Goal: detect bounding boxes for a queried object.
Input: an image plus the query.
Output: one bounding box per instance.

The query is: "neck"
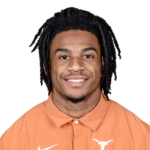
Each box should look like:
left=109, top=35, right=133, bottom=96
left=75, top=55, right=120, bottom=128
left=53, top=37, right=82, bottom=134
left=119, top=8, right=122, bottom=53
left=52, top=87, right=101, bottom=119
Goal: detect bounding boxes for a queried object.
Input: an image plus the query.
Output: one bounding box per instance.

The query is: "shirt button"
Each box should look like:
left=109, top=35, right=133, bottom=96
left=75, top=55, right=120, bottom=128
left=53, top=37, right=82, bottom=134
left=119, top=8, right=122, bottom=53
left=75, top=120, right=79, bottom=124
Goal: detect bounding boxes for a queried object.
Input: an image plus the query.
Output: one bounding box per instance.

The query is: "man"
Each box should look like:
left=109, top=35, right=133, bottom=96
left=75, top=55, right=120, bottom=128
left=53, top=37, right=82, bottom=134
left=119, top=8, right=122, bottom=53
left=0, top=7, right=150, bottom=150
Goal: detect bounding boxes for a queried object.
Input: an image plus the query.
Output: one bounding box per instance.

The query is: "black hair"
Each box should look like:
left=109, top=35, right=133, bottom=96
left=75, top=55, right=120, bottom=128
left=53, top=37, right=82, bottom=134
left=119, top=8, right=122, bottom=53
left=29, top=7, right=121, bottom=101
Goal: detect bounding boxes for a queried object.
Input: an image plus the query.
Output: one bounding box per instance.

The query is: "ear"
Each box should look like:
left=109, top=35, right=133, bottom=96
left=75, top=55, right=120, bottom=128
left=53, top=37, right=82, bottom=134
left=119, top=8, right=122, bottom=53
left=43, top=61, right=51, bottom=76
left=43, top=63, right=47, bottom=76
left=101, top=60, right=104, bottom=77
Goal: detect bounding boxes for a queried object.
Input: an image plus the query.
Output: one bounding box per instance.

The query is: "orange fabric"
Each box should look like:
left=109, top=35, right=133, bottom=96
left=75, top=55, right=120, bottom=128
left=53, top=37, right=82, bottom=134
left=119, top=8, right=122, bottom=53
left=0, top=92, right=150, bottom=150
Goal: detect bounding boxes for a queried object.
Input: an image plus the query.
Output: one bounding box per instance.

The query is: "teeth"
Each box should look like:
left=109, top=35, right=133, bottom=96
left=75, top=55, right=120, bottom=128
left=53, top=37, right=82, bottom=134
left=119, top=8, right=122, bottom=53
left=67, top=79, right=86, bottom=82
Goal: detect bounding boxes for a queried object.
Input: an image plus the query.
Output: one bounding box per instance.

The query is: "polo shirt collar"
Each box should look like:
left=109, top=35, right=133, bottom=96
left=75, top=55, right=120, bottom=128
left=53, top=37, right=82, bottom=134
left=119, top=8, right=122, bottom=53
left=44, top=91, right=109, bottom=132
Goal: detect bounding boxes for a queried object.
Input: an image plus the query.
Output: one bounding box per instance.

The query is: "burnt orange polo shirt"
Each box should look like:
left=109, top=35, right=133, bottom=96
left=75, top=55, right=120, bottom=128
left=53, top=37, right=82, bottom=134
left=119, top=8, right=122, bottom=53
left=0, top=91, right=150, bottom=150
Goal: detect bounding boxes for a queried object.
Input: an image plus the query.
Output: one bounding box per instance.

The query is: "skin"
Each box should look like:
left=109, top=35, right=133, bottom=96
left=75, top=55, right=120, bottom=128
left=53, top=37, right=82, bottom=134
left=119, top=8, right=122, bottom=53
left=43, top=30, right=104, bottom=119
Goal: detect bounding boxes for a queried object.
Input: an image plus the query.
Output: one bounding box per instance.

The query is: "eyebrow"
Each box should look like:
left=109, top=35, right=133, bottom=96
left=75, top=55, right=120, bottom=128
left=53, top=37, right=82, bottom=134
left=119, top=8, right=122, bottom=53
left=54, top=47, right=97, bottom=55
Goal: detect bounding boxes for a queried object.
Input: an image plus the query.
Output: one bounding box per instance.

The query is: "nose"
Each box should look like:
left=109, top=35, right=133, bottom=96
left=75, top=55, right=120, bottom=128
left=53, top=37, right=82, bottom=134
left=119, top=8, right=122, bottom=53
left=68, top=57, right=84, bottom=72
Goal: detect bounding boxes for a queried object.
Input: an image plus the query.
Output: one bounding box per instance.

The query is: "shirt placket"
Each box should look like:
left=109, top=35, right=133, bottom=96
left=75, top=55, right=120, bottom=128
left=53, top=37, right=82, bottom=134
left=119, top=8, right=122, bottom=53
left=72, top=119, right=82, bottom=150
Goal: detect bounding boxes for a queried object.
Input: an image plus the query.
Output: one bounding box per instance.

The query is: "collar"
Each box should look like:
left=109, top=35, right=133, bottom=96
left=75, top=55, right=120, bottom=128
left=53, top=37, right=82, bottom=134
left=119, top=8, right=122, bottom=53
left=44, top=91, right=110, bottom=132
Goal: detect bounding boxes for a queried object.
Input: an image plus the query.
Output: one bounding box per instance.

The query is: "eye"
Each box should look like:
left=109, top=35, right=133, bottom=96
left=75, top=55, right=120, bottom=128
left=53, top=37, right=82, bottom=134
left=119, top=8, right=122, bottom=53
left=84, top=55, right=93, bottom=58
left=60, top=55, right=93, bottom=58
left=60, top=55, right=67, bottom=58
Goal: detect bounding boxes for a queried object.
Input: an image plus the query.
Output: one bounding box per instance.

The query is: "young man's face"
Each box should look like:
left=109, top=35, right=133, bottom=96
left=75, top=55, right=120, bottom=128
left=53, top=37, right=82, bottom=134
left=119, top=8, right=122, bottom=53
left=48, top=30, right=104, bottom=103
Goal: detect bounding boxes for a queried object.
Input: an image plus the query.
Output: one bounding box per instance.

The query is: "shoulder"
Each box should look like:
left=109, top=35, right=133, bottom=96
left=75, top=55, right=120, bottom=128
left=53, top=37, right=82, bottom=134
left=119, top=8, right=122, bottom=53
left=109, top=99, right=150, bottom=133
left=0, top=101, right=45, bottom=149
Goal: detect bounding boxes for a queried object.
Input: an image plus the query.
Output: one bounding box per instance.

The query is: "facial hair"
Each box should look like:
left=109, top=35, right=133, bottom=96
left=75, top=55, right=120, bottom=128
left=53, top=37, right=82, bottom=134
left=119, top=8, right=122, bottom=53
left=66, top=94, right=86, bottom=103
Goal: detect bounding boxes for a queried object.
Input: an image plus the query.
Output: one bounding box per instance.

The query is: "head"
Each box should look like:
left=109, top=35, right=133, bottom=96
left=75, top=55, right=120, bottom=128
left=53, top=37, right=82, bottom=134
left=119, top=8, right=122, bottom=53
left=47, top=29, right=104, bottom=103
left=29, top=7, right=121, bottom=102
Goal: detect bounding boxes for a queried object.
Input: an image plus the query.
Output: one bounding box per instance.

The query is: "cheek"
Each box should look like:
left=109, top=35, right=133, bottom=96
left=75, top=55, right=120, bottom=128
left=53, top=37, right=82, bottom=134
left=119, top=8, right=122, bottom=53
left=94, top=65, right=102, bottom=82
left=50, top=62, right=58, bottom=82
left=52, top=64, right=66, bottom=82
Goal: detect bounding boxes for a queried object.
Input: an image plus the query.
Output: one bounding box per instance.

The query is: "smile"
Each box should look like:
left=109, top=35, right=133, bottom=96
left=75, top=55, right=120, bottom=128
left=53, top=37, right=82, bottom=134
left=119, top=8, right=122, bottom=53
left=64, top=79, right=88, bottom=87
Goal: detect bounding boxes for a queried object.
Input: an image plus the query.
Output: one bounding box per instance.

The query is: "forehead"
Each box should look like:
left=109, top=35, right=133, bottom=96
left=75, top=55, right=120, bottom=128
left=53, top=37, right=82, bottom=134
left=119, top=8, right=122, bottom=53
left=50, top=30, right=100, bottom=51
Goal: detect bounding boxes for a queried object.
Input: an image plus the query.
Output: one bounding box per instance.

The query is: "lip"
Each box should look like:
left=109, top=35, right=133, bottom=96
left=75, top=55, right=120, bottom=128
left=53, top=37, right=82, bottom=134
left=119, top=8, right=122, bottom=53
left=65, top=76, right=88, bottom=80
left=64, top=78, right=88, bottom=87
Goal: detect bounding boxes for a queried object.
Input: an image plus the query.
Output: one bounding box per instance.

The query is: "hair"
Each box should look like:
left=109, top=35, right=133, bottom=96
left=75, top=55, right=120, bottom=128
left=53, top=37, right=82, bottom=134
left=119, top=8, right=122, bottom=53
left=29, top=7, right=121, bottom=101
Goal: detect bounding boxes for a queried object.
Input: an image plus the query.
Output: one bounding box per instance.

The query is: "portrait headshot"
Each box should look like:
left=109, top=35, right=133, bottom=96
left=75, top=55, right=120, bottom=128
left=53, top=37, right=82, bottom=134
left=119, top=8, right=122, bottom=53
left=0, top=1, right=150, bottom=150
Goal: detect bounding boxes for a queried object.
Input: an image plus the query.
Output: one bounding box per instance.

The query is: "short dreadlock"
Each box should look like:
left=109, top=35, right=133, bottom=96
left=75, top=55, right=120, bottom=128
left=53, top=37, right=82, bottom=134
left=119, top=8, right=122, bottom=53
left=29, top=7, right=121, bottom=101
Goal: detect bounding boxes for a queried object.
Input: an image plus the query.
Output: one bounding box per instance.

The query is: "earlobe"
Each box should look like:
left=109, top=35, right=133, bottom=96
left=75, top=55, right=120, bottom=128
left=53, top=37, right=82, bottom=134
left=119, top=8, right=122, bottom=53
left=101, top=60, right=104, bottom=77
left=102, top=60, right=104, bottom=70
left=43, top=62, right=51, bottom=76
left=43, top=63, right=47, bottom=75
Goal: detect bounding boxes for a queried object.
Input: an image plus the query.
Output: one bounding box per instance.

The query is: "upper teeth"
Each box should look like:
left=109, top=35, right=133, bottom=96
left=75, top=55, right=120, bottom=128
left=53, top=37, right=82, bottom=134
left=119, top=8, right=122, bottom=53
left=67, top=79, right=85, bottom=82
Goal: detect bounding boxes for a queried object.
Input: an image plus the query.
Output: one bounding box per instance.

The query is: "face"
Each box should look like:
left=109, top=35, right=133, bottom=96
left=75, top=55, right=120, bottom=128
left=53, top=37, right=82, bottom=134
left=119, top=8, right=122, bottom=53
left=45, top=30, right=104, bottom=103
